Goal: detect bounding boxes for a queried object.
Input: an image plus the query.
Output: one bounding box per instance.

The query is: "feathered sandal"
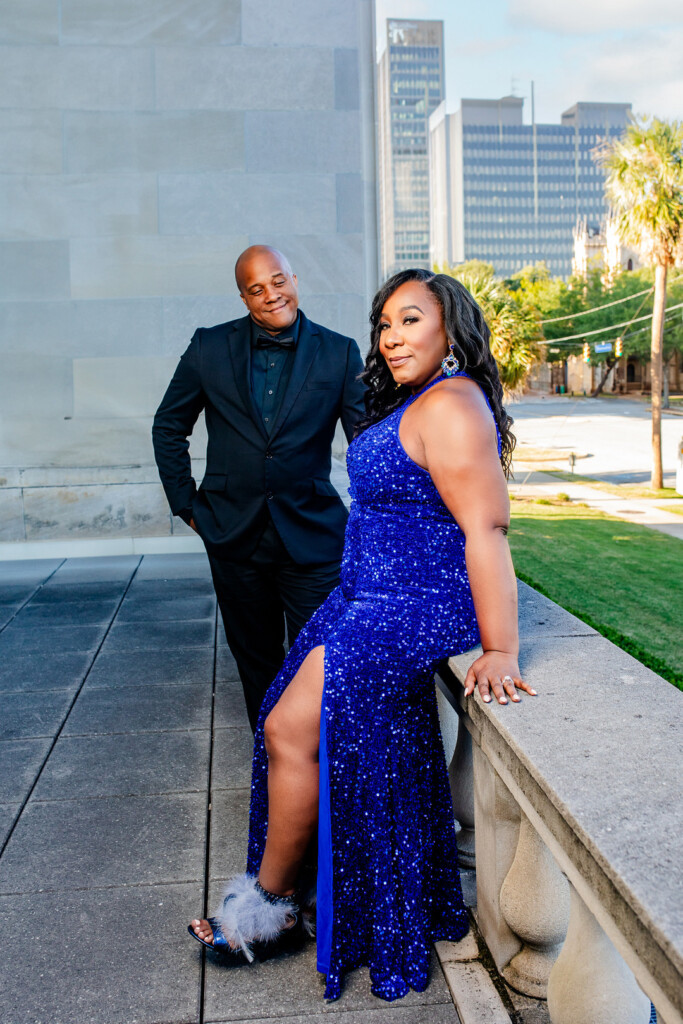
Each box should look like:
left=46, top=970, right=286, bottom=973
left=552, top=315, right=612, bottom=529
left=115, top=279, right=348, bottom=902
left=188, top=874, right=304, bottom=963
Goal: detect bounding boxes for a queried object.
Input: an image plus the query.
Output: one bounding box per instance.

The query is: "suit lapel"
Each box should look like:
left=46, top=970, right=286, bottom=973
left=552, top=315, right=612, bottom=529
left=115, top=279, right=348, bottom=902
left=268, top=311, right=320, bottom=442
left=226, top=315, right=269, bottom=441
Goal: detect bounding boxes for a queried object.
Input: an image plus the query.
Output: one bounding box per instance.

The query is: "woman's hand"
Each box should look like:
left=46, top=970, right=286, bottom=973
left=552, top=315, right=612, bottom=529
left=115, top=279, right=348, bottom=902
left=463, top=651, right=537, bottom=705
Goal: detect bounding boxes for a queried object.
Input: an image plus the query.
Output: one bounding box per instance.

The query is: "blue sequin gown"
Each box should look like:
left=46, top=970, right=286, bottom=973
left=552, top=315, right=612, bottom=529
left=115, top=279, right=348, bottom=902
left=247, top=373, right=493, bottom=1000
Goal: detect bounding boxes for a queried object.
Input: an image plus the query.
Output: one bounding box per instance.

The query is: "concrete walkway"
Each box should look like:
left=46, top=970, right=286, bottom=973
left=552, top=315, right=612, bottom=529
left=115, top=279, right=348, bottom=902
left=509, top=468, right=683, bottom=539
left=0, top=553, right=472, bottom=1024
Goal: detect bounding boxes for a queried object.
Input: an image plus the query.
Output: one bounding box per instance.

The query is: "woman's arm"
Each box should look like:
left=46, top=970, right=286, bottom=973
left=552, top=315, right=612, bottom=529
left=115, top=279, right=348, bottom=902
left=411, top=379, right=536, bottom=704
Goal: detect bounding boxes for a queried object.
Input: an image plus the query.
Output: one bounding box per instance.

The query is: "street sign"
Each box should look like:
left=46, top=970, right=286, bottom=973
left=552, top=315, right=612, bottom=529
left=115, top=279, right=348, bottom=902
left=594, top=342, right=613, bottom=353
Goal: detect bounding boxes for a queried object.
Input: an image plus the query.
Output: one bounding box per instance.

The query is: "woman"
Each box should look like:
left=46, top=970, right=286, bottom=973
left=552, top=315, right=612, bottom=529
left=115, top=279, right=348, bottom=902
left=189, top=269, right=536, bottom=1001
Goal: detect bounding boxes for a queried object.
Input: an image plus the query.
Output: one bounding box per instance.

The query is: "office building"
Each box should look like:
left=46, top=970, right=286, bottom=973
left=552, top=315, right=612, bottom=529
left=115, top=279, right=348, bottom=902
left=429, top=97, right=632, bottom=277
left=378, top=18, right=445, bottom=276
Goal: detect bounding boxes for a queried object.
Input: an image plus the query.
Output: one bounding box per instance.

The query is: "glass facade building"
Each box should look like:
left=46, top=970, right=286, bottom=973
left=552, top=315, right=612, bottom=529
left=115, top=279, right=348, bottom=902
left=378, top=19, right=444, bottom=277
left=429, top=98, right=632, bottom=278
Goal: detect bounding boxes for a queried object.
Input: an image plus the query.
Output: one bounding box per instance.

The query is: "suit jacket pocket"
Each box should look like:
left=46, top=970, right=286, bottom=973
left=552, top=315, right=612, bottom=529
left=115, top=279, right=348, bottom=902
left=200, top=473, right=228, bottom=492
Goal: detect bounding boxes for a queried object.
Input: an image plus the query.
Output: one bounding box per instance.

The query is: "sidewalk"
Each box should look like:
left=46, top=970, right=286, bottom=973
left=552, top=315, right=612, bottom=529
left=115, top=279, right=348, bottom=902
left=509, top=468, right=683, bottom=540
left=0, top=553, right=473, bottom=1024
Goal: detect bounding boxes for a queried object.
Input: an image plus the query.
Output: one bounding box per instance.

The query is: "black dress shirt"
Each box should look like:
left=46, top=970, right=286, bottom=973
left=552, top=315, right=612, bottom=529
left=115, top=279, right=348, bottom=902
left=249, top=312, right=300, bottom=432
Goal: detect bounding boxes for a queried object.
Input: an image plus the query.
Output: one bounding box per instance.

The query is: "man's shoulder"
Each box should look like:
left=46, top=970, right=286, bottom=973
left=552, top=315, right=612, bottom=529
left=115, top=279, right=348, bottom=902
left=304, top=314, right=356, bottom=349
left=194, top=315, right=248, bottom=342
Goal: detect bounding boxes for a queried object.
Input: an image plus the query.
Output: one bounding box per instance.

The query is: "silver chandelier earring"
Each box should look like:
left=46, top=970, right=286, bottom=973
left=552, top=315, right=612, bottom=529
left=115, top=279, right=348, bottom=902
left=441, top=343, right=460, bottom=377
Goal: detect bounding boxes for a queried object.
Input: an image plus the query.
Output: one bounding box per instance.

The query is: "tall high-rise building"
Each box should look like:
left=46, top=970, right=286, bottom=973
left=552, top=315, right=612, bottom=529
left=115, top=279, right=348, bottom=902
left=378, top=19, right=445, bottom=277
left=429, top=97, right=632, bottom=278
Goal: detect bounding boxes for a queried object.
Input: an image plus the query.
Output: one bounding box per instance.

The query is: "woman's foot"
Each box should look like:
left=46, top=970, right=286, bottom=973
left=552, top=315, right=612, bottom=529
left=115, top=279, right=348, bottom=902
left=187, top=874, right=303, bottom=961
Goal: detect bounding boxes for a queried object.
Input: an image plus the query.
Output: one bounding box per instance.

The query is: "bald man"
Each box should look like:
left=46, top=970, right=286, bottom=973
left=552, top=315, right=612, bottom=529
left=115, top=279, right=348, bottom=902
left=153, top=246, right=365, bottom=729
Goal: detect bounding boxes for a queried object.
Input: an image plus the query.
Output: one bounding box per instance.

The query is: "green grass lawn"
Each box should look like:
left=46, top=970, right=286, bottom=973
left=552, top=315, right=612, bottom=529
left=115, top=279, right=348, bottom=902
left=508, top=498, right=682, bottom=689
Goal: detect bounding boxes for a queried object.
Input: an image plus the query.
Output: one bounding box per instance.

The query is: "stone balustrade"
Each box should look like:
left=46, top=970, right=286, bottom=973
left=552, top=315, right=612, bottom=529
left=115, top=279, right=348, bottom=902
left=436, top=581, right=682, bottom=1024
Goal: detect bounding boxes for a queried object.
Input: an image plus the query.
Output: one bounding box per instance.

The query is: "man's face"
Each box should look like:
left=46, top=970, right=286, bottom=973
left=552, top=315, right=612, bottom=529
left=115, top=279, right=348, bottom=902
left=238, top=252, right=299, bottom=334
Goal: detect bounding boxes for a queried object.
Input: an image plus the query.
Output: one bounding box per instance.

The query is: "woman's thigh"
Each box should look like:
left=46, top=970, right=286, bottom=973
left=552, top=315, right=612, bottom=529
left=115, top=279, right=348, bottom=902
left=264, top=645, right=325, bottom=760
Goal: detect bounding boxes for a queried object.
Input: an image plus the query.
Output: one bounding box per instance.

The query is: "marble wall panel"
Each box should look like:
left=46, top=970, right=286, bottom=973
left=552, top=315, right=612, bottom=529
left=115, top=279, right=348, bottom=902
left=161, top=296, right=246, bottom=356
left=69, top=235, right=248, bottom=299
left=336, top=173, right=364, bottom=234
left=73, top=356, right=179, bottom=418
left=335, top=49, right=360, bottom=110
left=241, top=0, right=357, bottom=47
left=0, top=0, right=59, bottom=44
left=0, top=242, right=70, bottom=301
left=0, top=46, right=154, bottom=110
left=158, top=173, right=336, bottom=236
left=0, top=299, right=165, bottom=358
left=154, top=46, right=334, bottom=111
left=0, top=175, right=158, bottom=241
left=22, top=482, right=173, bottom=538
left=0, top=489, right=25, bottom=541
left=64, top=111, right=244, bottom=174
left=244, top=111, right=360, bottom=173
left=0, top=354, right=73, bottom=417
left=0, top=111, right=62, bottom=174
left=60, top=0, right=240, bottom=45
left=258, top=233, right=365, bottom=297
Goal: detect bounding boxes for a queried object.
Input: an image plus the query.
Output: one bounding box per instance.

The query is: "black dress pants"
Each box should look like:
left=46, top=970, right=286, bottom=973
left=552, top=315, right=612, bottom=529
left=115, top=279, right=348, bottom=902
left=208, top=519, right=340, bottom=731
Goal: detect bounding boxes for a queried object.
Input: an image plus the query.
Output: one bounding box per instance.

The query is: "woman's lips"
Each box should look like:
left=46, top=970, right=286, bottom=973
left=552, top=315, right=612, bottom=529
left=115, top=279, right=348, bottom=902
left=389, top=356, right=410, bottom=367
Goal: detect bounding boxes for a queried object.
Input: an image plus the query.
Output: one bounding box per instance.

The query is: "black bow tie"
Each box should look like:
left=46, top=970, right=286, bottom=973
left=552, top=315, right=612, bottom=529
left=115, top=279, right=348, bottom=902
left=255, top=332, right=296, bottom=349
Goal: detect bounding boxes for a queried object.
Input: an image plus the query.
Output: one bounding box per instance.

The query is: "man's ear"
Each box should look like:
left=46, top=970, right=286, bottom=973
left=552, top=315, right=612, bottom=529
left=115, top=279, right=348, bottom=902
left=239, top=292, right=248, bottom=307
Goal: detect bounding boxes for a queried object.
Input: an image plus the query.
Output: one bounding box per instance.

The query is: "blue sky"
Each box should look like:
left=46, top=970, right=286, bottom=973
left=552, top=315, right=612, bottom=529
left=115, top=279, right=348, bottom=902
left=375, top=0, right=683, bottom=125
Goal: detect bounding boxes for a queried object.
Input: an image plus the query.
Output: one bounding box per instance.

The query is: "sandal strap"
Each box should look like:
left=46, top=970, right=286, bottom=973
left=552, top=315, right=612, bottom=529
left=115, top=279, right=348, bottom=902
left=255, top=878, right=298, bottom=908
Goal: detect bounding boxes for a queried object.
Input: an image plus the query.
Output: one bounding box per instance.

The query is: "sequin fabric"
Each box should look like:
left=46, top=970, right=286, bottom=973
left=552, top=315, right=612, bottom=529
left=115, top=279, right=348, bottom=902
left=247, top=374, right=493, bottom=1001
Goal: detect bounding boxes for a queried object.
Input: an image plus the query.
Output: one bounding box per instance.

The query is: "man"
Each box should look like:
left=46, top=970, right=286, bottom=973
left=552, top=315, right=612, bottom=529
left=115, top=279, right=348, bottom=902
left=152, top=245, right=365, bottom=729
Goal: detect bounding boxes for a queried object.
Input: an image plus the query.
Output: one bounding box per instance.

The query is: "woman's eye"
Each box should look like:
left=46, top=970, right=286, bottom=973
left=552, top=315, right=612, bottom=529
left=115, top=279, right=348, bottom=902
left=403, top=316, right=418, bottom=324
left=379, top=323, right=389, bottom=331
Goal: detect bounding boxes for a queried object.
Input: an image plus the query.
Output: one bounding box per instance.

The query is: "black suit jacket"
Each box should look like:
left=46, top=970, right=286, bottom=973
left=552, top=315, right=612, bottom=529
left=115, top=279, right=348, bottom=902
left=152, top=311, right=366, bottom=564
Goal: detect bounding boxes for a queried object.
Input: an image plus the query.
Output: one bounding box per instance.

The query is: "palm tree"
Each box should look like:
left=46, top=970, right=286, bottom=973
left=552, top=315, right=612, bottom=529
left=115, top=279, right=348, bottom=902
left=439, top=262, right=543, bottom=394
left=600, top=117, right=683, bottom=489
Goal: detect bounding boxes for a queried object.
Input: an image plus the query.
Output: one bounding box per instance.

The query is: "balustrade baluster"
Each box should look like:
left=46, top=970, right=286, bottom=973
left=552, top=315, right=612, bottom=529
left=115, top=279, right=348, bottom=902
left=547, top=884, right=651, bottom=1024
left=499, top=812, right=570, bottom=997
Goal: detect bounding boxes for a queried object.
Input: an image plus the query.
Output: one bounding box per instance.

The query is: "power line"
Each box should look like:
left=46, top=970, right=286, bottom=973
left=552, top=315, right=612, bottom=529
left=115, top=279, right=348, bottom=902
left=542, top=300, right=683, bottom=343
left=540, top=286, right=653, bottom=323
left=546, top=311, right=681, bottom=348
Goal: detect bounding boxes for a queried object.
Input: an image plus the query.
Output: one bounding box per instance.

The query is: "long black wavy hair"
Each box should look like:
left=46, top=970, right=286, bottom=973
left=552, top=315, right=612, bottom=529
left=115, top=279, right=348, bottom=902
left=357, top=269, right=515, bottom=476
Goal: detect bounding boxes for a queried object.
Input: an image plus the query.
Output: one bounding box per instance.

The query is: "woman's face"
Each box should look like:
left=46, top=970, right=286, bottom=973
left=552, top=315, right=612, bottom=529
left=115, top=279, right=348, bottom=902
left=378, top=281, right=448, bottom=390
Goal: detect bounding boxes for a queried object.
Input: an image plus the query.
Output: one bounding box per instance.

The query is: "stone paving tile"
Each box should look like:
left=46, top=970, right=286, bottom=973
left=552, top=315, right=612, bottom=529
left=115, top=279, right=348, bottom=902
left=209, top=1007, right=460, bottom=1023
left=0, top=882, right=203, bottom=1024
left=48, top=555, right=139, bottom=584
left=116, top=594, right=216, bottom=622
left=102, top=618, right=214, bottom=652
left=216, top=644, right=239, bottom=681
left=213, top=683, right=250, bottom=730
left=0, top=690, right=73, bottom=740
left=127, top=577, right=215, bottom=599
left=0, top=604, right=20, bottom=629
left=0, top=793, right=206, bottom=893
left=0, top=622, right=107, bottom=654
left=86, top=646, right=215, bottom=688
left=208, top=789, right=251, bottom=881
left=0, top=585, right=39, bottom=603
left=0, top=804, right=20, bottom=847
left=29, top=580, right=127, bottom=604
left=136, top=552, right=212, bottom=579
left=0, top=650, right=92, bottom=693
left=203, top=940, right=452, bottom=1021
left=0, top=558, right=63, bottom=584
left=212, top=728, right=255, bottom=791
left=32, top=730, right=210, bottom=800
left=0, top=738, right=52, bottom=803
left=64, top=682, right=212, bottom=735
left=12, top=598, right=119, bottom=625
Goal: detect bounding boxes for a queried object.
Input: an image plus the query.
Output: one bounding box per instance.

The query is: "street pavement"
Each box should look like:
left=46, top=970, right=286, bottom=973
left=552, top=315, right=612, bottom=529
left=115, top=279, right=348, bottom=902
left=0, top=553, right=464, bottom=1024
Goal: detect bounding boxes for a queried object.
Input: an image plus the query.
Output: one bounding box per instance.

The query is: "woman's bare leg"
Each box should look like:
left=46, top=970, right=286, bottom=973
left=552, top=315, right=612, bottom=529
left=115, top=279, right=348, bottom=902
left=190, top=645, right=324, bottom=944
